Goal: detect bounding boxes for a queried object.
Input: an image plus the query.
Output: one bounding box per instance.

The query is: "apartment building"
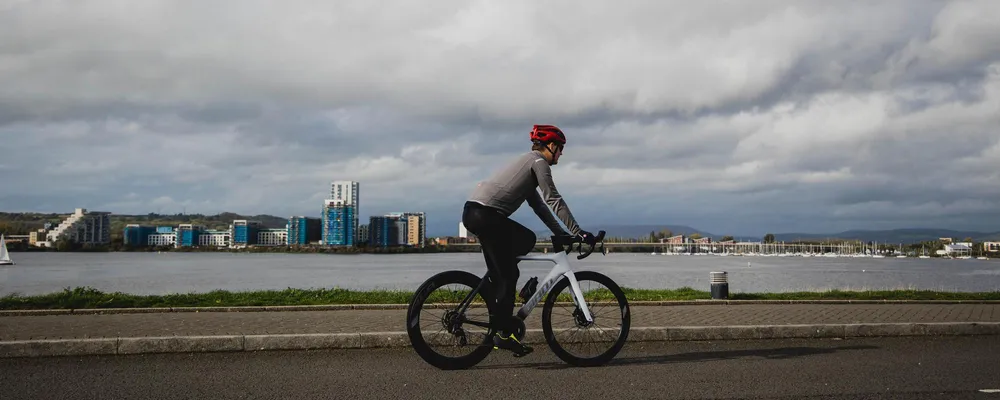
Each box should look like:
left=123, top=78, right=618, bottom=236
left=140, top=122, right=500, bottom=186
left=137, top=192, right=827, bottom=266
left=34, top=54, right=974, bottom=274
left=287, top=216, right=321, bottom=245
left=329, top=181, right=360, bottom=244
left=45, top=208, right=112, bottom=245
left=231, top=220, right=261, bottom=247
left=322, top=199, right=355, bottom=246
left=258, top=228, right=288, bottom=246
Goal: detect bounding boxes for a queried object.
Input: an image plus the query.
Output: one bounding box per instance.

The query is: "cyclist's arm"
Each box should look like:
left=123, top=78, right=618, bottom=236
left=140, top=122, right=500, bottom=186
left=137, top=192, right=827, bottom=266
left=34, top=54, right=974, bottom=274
left=527, top=189, right=568, bottom=235
left=531, top=159, right=582, bottom=236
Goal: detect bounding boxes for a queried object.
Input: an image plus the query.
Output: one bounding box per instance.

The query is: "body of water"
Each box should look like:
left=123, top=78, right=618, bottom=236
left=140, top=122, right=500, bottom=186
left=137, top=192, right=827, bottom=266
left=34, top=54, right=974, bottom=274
left=1, top=252, right=998, bottom=296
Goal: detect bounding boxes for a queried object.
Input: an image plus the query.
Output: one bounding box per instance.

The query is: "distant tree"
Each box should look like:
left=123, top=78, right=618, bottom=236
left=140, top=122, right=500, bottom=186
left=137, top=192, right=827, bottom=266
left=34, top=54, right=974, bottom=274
left=0, top=221, right=30, bottom=235
left=721, top=235, right=734, bottom=242
left=763, top=233, right=776, bottom=244
left=55, top=239, right=74, bottom=251
left=659, top=229, right=673, bottom=239
left=689, top=233, right=703, bottom=240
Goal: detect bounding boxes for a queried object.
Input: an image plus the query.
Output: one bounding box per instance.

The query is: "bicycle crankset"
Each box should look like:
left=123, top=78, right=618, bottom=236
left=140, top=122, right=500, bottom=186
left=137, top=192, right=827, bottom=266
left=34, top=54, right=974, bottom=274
left=511, top=318, right=526, bottom=341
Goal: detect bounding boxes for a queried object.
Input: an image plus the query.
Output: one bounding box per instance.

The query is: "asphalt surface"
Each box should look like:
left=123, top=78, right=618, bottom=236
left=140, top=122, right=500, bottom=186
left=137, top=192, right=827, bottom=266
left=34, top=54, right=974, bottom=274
left=2, top=336, right=999, bottom=399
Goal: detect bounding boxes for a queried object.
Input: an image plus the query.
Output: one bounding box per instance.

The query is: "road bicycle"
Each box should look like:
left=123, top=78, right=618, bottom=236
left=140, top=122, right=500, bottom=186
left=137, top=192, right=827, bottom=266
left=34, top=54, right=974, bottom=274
left=406, top=230, right=631, bottom=369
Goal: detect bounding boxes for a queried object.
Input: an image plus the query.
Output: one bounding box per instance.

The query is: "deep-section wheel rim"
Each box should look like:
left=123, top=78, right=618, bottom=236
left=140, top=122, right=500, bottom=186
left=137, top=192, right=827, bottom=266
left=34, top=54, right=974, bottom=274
left=406, top=270, right=495, bottom=370
left=542, top=270, right=631, bottom=367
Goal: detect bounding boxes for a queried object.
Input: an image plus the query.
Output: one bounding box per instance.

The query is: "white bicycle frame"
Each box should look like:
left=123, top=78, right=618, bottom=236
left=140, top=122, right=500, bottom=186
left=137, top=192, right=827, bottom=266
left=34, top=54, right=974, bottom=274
left=512, top=250, right=594, bottom=323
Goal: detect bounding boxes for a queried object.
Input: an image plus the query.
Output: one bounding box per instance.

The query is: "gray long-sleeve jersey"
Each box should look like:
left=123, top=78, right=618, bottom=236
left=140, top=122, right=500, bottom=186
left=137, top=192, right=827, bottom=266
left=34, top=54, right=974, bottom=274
left=468, top=150, right=582, bottom=236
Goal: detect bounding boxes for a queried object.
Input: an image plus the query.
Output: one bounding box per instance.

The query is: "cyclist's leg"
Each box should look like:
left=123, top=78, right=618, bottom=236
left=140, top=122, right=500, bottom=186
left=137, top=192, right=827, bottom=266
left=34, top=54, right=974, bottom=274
left=464, top=204, right=536, bottom=331
left=462, top=202, right=534, bottom=356
left=462, top=202, right=510, bottom=330
left=503, top=217, right=537, bottom=311
left=508, top=217, right=537, bottom=259
left=488, top=217, right=536, bottom=356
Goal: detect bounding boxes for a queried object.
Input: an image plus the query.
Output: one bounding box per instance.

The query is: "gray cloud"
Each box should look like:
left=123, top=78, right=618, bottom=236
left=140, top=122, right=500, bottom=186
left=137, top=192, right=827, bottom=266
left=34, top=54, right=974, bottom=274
left=2, top=0, right=1000, bottom=237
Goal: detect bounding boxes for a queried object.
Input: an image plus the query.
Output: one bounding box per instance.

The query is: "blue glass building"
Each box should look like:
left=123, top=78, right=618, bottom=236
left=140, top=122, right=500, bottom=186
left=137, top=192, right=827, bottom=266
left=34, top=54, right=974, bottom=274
left=123, top=224, right=155, bottom=246
left=323, top=201, right=355, bottom=246
left=287, top=216, right=322, bottom=245
left=175, top=224, right=203, bottom=247
left=230, top=220, right=261, bottom=247
left=368, top=216, right=390, bottom=247
left=368, top=214, right=408, bottom=247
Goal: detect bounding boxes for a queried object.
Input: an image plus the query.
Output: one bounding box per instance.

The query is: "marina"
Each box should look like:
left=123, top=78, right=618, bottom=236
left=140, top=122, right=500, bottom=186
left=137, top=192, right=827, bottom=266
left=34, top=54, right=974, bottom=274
left=640, top=242, right=983, bottom=259
left=504, top=240, right=989, bottom=259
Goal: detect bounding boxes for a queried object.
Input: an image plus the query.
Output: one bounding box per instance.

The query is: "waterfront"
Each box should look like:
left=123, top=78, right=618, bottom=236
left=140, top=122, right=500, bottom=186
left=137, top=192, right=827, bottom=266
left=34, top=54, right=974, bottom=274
left=0, top=252, right=998, bottom=296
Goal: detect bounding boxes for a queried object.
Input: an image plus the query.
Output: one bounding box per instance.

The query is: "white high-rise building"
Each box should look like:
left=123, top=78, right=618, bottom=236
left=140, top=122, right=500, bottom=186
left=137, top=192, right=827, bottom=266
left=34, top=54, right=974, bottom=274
left=459, top=222, right=469, bottom=238
left=330, top=181, right=359, bottom=206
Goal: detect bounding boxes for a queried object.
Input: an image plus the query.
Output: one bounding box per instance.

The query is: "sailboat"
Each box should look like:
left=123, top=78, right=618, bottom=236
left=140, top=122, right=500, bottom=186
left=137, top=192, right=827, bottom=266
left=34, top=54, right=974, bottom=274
left=0, top=234, right=13, bottom=266
left=871, top=241, right=885, bottom=258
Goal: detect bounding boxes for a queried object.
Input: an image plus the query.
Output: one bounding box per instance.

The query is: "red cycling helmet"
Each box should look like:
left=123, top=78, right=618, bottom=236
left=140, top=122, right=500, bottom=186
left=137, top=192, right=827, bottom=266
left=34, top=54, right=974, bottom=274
left=530, top=124, right=566, bottom=145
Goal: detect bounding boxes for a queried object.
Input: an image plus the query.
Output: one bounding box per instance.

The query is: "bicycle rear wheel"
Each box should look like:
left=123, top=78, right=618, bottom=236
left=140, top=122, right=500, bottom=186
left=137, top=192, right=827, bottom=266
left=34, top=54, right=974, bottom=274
left=541, top=270, right=630, bottom=367
left=406, top=270, right=496, bottom=370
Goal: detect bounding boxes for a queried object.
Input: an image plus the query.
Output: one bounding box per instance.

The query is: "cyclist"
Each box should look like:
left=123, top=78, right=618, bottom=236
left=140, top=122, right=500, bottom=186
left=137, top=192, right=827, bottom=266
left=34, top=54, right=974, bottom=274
left=462, top=124, right=595, bottom=357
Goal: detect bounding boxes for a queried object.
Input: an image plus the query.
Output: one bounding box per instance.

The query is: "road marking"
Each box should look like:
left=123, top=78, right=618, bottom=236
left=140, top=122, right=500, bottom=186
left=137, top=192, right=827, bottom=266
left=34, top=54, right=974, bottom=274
left=980, top=389, right=1000, bottom=393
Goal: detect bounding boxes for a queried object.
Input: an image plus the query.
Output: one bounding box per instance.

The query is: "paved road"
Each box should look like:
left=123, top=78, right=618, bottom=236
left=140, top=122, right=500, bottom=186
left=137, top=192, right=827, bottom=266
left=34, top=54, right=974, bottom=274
left=2, top=336, right=998, bottom=399
left=3, top=303, right=998, bottom=340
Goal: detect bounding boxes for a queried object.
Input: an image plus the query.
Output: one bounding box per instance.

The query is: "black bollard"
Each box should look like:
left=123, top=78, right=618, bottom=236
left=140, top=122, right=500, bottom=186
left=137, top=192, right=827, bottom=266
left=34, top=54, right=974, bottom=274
left=710, top=271, right=729, bottom=299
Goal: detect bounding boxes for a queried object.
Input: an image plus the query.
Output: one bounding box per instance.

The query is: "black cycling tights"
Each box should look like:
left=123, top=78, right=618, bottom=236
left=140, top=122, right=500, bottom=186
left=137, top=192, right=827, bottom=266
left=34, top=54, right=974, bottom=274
left=462, top=201, right=536, bottom=334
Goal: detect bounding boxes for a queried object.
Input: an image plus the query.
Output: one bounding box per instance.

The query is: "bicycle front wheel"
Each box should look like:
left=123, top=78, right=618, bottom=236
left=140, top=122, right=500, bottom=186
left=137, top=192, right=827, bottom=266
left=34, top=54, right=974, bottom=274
left=406, top=270, right=495, bottom=370
left=541, top=270, right=630, bottom=367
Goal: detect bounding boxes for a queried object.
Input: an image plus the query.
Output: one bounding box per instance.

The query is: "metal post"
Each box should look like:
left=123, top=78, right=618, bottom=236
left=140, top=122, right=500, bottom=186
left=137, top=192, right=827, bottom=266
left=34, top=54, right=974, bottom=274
left=710, top=271, right=729, bottom=300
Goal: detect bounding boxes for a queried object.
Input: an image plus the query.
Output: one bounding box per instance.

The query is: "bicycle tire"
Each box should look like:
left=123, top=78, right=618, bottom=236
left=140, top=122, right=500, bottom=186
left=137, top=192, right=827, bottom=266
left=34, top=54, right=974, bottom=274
left=541, top=270, right=631, bottom=367
left=406, top=270, right=496, bottom=370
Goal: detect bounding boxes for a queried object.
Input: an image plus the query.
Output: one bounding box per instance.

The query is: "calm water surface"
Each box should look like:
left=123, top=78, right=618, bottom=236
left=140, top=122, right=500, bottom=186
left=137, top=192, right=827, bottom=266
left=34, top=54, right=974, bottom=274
left=1, top=252, right=998, bottom=295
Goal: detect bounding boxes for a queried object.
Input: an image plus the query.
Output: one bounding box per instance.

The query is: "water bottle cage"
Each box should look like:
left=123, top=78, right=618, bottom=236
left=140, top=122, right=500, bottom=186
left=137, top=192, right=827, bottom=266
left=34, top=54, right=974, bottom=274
left=519, top=277, right=538, bottom=302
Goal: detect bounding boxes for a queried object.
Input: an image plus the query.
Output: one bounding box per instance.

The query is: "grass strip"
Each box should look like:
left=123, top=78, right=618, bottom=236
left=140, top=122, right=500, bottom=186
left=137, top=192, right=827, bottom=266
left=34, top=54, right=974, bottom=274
left=2, top=286, right=999, bottom=310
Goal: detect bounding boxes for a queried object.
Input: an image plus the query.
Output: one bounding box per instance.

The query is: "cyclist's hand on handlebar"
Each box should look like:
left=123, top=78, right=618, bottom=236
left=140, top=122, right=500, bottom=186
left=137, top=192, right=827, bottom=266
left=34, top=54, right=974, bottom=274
left=578, top=230, right=596, bottom=245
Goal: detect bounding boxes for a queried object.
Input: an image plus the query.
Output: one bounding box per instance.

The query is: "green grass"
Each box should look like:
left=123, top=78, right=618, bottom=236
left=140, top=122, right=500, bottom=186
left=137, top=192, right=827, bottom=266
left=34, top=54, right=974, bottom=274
left=2, top=286, right=999, bottom=310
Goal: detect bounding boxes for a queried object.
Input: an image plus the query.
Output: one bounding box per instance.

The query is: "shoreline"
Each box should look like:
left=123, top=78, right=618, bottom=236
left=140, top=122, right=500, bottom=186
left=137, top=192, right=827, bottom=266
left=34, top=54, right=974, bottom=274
left=8, top=248, right=990, bottom=259
left=3, top=286, right=1000, bottom=311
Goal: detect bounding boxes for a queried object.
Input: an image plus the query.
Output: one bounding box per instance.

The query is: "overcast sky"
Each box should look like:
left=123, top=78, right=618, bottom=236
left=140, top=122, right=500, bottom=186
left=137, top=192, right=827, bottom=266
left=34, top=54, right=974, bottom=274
left=1, top=0, right=999, bottom=237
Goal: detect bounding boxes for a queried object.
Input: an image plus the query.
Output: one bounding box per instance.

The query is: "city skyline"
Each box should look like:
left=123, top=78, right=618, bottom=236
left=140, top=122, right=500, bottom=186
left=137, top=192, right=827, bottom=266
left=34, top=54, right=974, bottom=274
left=2, top=2, right=999, bottom=237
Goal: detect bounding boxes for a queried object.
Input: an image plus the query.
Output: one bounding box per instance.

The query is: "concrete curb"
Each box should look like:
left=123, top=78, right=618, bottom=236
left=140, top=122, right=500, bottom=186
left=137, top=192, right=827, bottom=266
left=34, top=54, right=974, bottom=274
left=4, top=299, right=1000, bottom=316
left=2, top=322, right=999, bottom=358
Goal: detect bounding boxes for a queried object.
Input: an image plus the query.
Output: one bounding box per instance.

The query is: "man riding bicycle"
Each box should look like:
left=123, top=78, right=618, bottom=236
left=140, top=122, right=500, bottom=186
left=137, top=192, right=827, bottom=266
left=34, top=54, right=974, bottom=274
left=462, top=124, right=595, bottom=357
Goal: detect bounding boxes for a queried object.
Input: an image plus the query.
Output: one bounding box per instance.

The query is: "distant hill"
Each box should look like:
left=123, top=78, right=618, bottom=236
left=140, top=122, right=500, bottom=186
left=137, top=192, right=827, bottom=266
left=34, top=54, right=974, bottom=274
left=534, top=224, right=714, bottom=240
left=601, top=224, right=715, bottom=239
left=0, top=211, right=289, bottom=235
left=109, top=212, right=289, bottom=230
left=529, top=225, right=1000, bottom=244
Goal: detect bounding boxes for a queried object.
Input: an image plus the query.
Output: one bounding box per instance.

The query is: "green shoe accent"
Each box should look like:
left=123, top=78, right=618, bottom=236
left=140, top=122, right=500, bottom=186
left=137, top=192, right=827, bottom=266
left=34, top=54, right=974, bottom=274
left=493, top=333, right=533, bottom=357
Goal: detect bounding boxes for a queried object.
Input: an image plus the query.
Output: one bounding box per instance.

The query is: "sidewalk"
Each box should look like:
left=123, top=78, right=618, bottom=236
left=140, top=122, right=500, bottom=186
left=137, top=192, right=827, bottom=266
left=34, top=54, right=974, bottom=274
left=2, top=302, right=999, bottom=358
left=2, top=303, right=999, bottom=341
